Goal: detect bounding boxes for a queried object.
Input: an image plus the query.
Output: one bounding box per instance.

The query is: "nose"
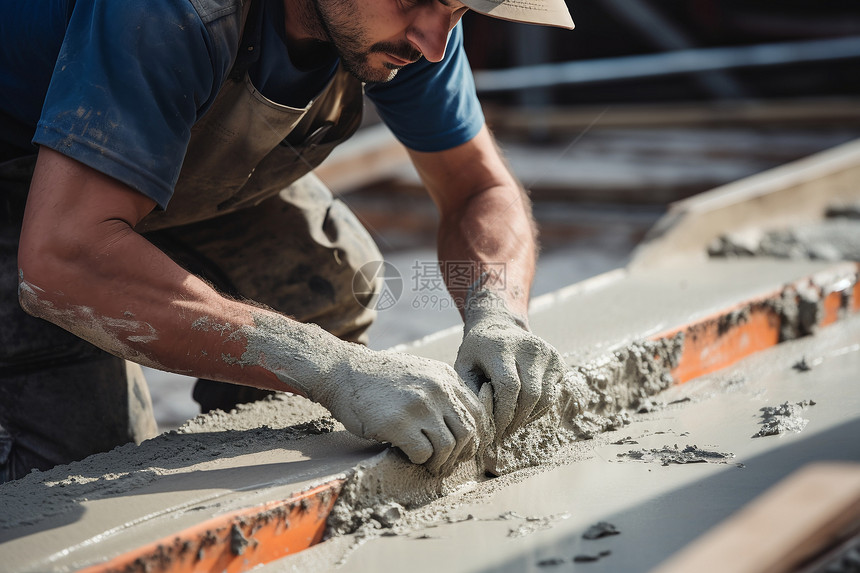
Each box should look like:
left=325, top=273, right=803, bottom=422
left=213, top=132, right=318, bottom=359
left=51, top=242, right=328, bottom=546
left=405, top=4, right=462, bottom=63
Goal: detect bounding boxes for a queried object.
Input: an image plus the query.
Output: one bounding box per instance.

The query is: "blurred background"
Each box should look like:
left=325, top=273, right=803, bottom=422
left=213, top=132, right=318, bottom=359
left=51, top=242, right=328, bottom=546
left=146, top=0, right=860, bottom=431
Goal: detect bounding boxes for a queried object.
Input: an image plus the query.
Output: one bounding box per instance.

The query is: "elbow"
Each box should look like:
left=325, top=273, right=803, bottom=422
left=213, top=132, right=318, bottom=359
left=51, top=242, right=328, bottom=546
left=16, top=230, right=79, bottom=321
left=17, top=249, right=55, bottom=320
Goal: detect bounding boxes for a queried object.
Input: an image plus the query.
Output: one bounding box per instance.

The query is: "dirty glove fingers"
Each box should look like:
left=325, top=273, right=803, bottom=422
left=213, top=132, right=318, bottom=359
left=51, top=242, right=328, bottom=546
left=420, top=419, right=458, bottom=475
left=526, top=358, right=563, bottom=424
left=525, top=345, right=565, bottom=424
left=426, top=384, right=484, bottom=475
left=396, top=427, right=435, bottom=466
left=481, top=356, right=523, bottom=440
left=434, top=416, right=476, bottom=476
left=504, top=355, right=546, bottom=437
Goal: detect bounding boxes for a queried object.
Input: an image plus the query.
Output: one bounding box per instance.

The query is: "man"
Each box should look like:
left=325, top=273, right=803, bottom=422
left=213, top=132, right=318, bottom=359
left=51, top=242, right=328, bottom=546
left=0, top=0, right=574, bottom=481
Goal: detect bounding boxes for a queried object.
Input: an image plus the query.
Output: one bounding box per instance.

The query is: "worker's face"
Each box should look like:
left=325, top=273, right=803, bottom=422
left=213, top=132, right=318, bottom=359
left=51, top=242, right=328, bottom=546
left=311, top=0, right=469, bottom=82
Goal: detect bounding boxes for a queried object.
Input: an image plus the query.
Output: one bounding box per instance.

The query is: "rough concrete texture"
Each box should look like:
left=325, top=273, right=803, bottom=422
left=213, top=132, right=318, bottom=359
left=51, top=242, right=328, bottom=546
left=708, top=203, right=860, bottom=262
left=752, top=400, right=816, bottom=438
left=1, top=258, right=857, bottom=573
left=405, top=259, right=854, bottom=368
left=0, top=397, right=385, bottom=572
left=275, top=313, right=859, bottom=573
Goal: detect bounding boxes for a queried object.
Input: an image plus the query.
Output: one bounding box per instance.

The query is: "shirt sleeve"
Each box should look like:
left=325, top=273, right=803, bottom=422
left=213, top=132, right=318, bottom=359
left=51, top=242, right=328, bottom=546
left=364, top=22, right=485, bottom=153
left=32, top=0, right=235, bottom=208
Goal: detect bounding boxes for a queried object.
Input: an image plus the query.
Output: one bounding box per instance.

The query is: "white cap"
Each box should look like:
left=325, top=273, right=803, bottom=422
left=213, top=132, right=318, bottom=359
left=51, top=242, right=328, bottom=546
left=462, top=0, right=574, bottom=30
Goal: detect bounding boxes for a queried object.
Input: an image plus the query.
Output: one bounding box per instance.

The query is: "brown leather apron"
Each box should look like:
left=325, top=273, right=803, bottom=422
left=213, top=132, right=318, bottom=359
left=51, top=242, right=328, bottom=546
left=138, top=0, right=364, bottom=232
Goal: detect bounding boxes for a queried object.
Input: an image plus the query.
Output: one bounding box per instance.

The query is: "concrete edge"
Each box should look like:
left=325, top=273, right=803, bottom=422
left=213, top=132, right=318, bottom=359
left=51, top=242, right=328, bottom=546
left=75, top=480, right=345, bottom=573
left=70, top=263, right=860, bottom=573
left=630, top=137, right=860, bottom=270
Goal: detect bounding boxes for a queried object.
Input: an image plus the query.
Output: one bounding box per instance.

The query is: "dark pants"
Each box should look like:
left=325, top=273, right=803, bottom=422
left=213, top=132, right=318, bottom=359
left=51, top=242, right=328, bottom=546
left=0, top=158, right=380, bottom=482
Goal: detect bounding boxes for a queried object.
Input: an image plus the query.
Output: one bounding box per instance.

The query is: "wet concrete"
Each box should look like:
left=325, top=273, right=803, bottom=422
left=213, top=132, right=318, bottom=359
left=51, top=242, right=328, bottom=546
left=0, top=258, right=856, bottom=572
left=0, top=405, right=383, bottom=573
left=273, top=313, right=860, bottom=572
left=407, top=259, right=849, bottom=366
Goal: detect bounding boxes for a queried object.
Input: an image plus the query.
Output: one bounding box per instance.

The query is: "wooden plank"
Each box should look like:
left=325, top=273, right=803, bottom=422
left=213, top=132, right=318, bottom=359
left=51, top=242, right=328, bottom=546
left=631, top=137, right=860, bottom=270
left=653, top=463, right=860, bottom=573
left=484, top=98, right=860, bottom=132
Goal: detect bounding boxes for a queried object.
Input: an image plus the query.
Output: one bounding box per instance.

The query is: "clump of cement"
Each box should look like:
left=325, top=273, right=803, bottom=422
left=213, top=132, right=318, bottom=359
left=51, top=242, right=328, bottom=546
left=574, top=551, right=612, bottom=563
left=328, top=334, right=686, bottom=535
left=370, top=502, right=404, bottom=529
left=767, top=285, right=827, bottom=341
left=617, top=445, right=735, bottom=465
left=752, top=400, right=816, bottom=438
left=793, top=356, right=822, bottom=372
left=582, top=521, right=621, bottom=539
left=537, top=557, right=567, bottom=567
left=482, top=334, right=684, bottom=475
left=826, top=202, right=860, bottom=221
left=505, top=512, right=570, bottom=538
left=708, top=199, right=860, bottom=266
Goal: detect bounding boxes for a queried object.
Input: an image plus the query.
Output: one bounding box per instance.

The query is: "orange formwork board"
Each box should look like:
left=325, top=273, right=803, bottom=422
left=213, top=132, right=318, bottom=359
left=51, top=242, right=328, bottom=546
left=854, top=279, right=860, bottom=312
left=76, top=480, right=344, bottom=573
left=653, top=264, right=860, bottom=386
left=657, top=300, right=782, bottom=385
left=820, top=290, right=843, bottom=327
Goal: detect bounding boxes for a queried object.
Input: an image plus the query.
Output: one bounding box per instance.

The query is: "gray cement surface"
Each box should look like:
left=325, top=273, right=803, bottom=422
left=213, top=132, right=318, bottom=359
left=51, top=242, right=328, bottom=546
left=1, top=257, right=855, bottom=572
left=272, top=313, right=860, bottom=572
left=407, top=258, right=850, bottom=365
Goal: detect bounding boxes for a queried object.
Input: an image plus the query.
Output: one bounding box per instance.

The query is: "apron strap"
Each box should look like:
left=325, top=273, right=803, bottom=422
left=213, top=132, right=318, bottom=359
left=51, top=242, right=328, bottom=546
left=229, top=0, right=264, bottom=81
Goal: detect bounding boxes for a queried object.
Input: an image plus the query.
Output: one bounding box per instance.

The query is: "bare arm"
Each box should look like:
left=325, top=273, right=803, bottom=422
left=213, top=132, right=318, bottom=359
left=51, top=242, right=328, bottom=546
left=408, top=125, right=564, bottom=445
left=19, top=147, right=300, bottom=389
left=408, top=125, right=537, bottom=320
left=17, top=147, right=484, bottom=474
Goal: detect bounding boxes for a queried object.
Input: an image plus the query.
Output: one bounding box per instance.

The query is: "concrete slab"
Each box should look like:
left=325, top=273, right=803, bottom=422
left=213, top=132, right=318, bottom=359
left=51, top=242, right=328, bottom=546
left=0, top=258, right=856, bottom=572
left=630, top=137, right=860, bottom=270
left=275, top=312, right=860, bottom=572
left=407, top=258, right=854, bottom=366
left=0, top=420, right=383, bottom=573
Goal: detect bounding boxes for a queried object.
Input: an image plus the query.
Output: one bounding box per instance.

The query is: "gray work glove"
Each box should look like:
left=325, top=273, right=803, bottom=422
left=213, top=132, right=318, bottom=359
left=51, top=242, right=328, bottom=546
left=454, top=289, right=563, bottom=443
left=307, top=343, right=489, bottom=476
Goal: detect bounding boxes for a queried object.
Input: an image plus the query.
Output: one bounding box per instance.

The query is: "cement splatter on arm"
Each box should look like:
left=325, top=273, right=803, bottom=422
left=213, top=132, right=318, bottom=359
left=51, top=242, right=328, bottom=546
left=17, top=147, right=485, bottom=475
left=407, top=125, right=565, bottom=445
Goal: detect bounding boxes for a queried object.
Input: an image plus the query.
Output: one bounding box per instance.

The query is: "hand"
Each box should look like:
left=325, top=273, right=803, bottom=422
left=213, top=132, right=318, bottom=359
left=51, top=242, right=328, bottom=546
left=310, top=344, right=490, bottom=476
left=454, top=290, right=564, bottom=442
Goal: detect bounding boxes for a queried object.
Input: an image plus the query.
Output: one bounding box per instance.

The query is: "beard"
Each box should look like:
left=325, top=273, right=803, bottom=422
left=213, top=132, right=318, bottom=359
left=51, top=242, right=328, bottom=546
left=309, top=0, right=422, bottom=83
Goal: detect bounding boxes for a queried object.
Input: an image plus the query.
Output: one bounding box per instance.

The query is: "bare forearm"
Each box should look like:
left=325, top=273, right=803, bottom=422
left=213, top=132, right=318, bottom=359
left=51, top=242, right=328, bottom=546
left=17, top=148, right=339, bottom=395
left=18, top=224, right=336, bottom=394
left=437, top=182, right=537, bottom=320
left=17, top=147, right=486, bottom=473
left=408, top=126, right=538, bottom=321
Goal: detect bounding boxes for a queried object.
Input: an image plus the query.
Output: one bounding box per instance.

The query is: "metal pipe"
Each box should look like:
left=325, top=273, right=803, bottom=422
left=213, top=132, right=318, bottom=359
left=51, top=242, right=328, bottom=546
left=473, top=36, right=860, bottom=93
left=599, top=0, right=748, bottom=98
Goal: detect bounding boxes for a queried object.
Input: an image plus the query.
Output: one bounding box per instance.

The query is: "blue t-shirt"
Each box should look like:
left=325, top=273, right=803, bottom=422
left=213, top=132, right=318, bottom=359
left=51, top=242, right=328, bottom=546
left=0, top=0, right=484, bottom=207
